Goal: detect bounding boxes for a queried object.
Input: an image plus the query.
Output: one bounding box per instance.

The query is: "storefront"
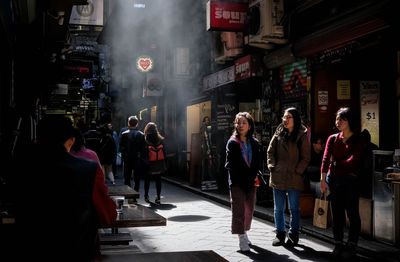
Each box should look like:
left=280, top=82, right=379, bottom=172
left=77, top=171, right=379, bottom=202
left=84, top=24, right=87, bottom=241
left=289, top=0, right=400, bottom=238
left=197, top=55, right=266, bottom=192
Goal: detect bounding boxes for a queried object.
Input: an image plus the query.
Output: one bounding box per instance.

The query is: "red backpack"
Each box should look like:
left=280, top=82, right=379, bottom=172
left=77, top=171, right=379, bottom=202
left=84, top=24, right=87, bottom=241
left=148, top=144, right=165, bottom=162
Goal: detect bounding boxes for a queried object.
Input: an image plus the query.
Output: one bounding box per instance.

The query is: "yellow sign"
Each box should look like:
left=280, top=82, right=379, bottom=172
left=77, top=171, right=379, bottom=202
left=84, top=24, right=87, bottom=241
left=337, top=80, right=351, bottom=100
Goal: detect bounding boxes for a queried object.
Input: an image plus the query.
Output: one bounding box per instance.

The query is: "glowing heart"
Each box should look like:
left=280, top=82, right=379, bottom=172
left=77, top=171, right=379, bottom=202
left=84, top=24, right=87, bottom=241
left=139, top=59, right=151, bottom=70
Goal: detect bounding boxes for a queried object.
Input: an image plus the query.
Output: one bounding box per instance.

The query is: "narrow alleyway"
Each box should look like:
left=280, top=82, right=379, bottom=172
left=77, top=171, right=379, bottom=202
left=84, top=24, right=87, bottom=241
left=105, top=178, right=379, bottom=262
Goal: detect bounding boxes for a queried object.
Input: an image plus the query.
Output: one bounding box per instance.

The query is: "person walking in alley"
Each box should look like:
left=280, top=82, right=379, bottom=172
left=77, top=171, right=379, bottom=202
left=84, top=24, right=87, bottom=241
left=143, top=122, right=167, bottom=204
left=15, top=115, right=117, bottom=260
left=320, top=107, right=363, bottom=259
left=98, top=125, right=117, bottom=185
left=119, top=115, right=145, bottom=191
left=225, top=112, right=262, bottom=252
left=267, top=107, right=310, bottom=246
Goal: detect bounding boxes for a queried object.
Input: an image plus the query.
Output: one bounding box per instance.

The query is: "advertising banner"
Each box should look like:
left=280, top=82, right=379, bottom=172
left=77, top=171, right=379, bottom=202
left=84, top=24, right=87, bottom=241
left=206, top=1, right=248, bottom=31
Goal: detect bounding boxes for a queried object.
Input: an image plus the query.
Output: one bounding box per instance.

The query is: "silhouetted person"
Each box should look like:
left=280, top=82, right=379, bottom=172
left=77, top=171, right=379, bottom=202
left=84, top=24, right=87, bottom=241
left=14, top=115, right=117, bottom=260
left=119, top=116, right=145, bottom=190
left=358, top=129, right=378, bottom=198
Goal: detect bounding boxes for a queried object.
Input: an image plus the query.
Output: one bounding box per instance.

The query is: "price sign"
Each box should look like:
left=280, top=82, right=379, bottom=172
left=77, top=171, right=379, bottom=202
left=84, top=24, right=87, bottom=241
left=360, top=81, right=379, bottom=146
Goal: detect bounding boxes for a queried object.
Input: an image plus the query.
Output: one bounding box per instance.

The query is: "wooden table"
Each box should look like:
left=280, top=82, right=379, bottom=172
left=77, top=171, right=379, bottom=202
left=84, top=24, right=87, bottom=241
left=108, top=185, right=139, bottom=199
left=99, top=204, right=166, bottom=245
left=100, top=250, right=228, bottom=262
left=104, top=204, right=167, bottom=228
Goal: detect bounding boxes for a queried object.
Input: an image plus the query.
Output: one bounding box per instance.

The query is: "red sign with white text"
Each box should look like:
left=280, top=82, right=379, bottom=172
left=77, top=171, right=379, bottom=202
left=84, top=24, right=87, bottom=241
left=234, top=55, right=262, bottom=81
left=207, top=1, right=248, bottom=32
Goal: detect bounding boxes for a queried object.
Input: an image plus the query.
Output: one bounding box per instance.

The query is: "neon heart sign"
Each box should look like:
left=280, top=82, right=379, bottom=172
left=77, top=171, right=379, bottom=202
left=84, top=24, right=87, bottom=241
left=136, top=56, right=153, bottom=72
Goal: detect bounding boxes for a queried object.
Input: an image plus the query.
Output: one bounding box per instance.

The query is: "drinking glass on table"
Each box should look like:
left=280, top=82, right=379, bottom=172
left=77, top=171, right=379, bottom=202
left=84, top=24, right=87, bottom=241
left=112, top=196, right=124, bottom=214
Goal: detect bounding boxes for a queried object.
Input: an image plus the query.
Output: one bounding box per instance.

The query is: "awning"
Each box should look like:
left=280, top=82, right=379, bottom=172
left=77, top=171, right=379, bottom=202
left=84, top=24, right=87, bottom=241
left=293, top=1, right=392, bottom=57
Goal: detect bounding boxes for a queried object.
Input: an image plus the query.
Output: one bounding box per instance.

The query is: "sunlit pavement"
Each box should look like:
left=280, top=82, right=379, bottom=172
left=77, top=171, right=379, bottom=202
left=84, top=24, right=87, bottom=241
left=110, top=177, right=379, bottom=262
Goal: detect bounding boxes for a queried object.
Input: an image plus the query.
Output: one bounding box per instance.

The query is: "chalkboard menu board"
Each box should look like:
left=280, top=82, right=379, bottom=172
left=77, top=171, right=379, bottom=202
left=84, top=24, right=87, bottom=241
left=216, top=92, right=237, bottom=132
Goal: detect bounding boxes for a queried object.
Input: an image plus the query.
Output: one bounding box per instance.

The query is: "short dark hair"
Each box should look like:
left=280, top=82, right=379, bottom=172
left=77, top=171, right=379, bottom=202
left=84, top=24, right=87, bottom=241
left=37, top=115, right=75, bottom=145
left=336, top=107, right=358, bottom=132
left=128, top=115, right=139, bottom=127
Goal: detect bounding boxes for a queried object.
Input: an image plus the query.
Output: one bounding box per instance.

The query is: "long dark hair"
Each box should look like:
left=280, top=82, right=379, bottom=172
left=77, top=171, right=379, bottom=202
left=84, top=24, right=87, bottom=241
left=286, top=107, right=302, bottom=142
left=144, top=122, right=164, bottom=145
left=276, top=107, right=302, bottom=143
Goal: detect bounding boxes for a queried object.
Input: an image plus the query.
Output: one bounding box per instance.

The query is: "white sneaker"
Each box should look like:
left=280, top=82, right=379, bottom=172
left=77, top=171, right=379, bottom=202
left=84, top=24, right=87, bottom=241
left=239, top=234, right=250, bottom=252
left=244, top=232, right=252, bottom=245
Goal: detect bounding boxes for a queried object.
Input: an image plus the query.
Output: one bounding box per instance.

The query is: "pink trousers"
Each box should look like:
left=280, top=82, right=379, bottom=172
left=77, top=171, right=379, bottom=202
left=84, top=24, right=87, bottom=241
left=230, top=185, right=256, bottom=234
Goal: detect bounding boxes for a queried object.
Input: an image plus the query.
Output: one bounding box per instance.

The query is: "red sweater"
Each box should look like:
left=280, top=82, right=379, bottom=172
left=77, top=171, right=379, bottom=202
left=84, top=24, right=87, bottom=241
left=321, top=132, right=363, bottom=176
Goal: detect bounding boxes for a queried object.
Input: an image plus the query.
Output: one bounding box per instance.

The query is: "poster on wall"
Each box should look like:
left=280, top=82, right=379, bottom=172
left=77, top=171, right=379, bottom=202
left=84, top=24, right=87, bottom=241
left=281, top=59, right=307, bottom=102
left=318, top=90, right=328, bottom=112
left=337, top=80, right=351, bottom=100
left=360, top=81, right=380, bottom=146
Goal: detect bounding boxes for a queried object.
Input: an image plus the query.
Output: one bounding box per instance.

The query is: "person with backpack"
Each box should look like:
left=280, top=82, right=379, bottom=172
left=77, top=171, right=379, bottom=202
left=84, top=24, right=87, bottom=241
left=143, top=122, right=167, bottom=204
left=320, top=107, right=364, bottom=259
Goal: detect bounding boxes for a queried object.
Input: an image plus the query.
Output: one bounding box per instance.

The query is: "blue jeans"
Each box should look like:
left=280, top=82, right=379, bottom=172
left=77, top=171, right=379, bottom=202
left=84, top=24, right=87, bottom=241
left=273, top=188, right=301, bottom=234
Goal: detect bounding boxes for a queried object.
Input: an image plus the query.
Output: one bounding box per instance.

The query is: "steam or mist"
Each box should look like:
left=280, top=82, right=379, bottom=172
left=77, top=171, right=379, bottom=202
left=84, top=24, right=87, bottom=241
left=104, top=0, right=210, bottom=125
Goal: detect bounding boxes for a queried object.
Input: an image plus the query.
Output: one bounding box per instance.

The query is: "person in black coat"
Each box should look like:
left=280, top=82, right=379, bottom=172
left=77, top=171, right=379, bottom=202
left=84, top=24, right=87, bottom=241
left=225, top=112, right=262, bottom=252
left=13, top=115, right=117, bottom=261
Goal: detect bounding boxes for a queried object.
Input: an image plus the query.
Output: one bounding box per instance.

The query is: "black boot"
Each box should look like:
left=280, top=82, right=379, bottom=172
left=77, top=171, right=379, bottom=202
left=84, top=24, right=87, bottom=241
left=341, top=242, right=356, bottom=259
left=286, top=232, right=299, bottom=246
left=332, top=241, right=344, bottom=258
left=272, top=231, right=286, bottom=246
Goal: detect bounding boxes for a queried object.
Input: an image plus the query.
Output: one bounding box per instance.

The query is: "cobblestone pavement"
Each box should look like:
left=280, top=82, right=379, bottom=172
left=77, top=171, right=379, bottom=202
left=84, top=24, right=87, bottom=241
left=116, top=180, right=375, bottom=262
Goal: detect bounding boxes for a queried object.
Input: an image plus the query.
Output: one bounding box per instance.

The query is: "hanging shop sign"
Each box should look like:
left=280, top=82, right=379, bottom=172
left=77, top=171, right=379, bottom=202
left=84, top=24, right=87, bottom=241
left=203, top=66, right=234, bottom=92
left=360, top=81, right=380, bottom=146
left=70, top=0, right=104, bottom=26
left=234, top=55, right=262, bottom=81
left=206, top=1, right=248, bottom=31
left=136, top=56, right=154, bottom=73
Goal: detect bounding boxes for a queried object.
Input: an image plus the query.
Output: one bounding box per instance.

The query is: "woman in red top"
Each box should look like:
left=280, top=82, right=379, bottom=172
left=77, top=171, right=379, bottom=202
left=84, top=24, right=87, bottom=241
left=320, top=107, right=363, bottom=259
